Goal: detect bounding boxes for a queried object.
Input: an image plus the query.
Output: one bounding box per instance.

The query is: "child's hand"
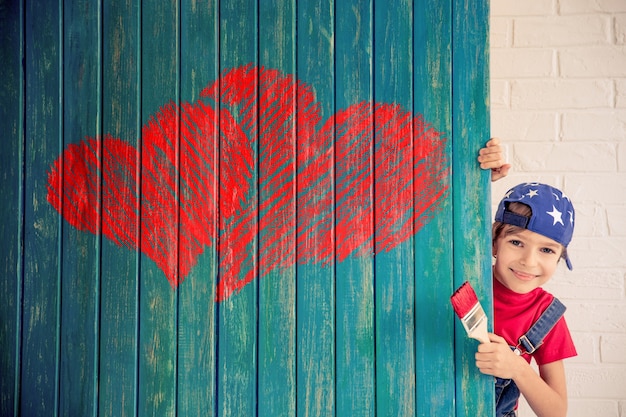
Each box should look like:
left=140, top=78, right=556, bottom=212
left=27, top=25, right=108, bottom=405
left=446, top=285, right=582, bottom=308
left=475, top=333, right=526, bottom=380
left=478, top=137, right=511, bottom=182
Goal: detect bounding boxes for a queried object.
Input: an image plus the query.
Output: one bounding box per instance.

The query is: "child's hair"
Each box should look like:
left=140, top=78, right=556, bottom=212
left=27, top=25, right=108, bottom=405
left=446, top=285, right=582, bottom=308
left=493, top=201, right=568, bottom=263
left=492, top=202, right=530, bottom=240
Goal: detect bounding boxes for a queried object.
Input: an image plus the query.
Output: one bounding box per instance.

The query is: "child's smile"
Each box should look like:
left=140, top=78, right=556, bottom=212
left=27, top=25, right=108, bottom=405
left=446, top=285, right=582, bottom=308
left=511, top=269, right=538, bottom=282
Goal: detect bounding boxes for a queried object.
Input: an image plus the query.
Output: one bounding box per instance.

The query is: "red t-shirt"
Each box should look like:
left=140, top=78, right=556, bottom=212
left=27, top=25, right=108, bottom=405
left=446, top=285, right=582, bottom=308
left=493, top=278, right=577, bottom=365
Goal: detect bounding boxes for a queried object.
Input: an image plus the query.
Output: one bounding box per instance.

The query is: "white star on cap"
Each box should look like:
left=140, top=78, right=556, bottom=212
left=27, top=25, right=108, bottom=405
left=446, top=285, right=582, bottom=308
left=547, top=205, right=564, bottom=226
left=526, top=189, right=539, bottom=198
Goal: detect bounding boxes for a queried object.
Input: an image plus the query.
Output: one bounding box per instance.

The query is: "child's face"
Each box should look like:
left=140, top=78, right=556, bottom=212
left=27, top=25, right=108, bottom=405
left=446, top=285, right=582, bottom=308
left=492, top=227, right=563, bottom=294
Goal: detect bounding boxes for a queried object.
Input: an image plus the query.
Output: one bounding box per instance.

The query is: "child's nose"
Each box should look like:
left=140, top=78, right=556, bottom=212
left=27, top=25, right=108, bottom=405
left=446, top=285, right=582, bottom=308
left=520, top=249, right=538, bottom=266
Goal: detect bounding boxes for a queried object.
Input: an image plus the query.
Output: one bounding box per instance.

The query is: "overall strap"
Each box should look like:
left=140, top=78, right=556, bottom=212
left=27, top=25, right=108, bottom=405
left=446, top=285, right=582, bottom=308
left=516, top=297, right=566, bottom=355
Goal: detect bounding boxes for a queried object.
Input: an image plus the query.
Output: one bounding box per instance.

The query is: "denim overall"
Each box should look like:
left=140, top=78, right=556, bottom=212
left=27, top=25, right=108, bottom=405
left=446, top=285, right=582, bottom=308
left=495, top=298, right=566, bottom=417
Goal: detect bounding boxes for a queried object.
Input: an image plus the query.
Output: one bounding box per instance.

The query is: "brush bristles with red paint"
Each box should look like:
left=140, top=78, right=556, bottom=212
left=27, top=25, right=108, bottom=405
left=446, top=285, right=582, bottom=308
left=450, top=281, right=490, bottom=344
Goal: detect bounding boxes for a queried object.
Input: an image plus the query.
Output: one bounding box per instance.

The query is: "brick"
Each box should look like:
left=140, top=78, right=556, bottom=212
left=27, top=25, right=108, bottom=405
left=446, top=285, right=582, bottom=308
left=607, top=206, right=626, bottom=236
left=619, top=142, right=626, bottom=171
left=616, top=79, right=626, bottom=108
left=511, top=80, right=612, bottom=110
left=567, top=173, right=626, bottom=205
left=567, top=237, right=626, bottom=270
left=489, top=79, right=510, bottom=109
left=490, top=0, right=556, bottom=17
left=545, top=270, right=624, bottom=300
left=513, top=142, right=617, bottom=172
left=491, top=48, right=555, bottom=78
left=490, top=111, right=558, bottom=140
left=560, top=46, right=626, bottom=78
left=560, top=0, right=626, bottom=14
left=514, top=16, right=611, bottom=47
left=561, top=111, right=626, bottom=141
left=565, top=400, right=619, bottom=417
left=617, top=14, right=626, bottom=44
left=601, top=334, right=626, bottom=363
left=490, top=111, right=558, bottom=141
left=566, top=333, right=597, bottom=364
left=568, top=366, right=626, bottom=399
left=566, top=302, right=626, bottom=332
left=572, top=201, right=609, bottom=237
left=489, top=17, right=511, bottom=48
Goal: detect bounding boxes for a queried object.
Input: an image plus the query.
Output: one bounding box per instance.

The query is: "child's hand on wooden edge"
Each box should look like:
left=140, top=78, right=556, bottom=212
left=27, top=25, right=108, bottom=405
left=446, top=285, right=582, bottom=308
left=478, top=137, right=511, bottom=182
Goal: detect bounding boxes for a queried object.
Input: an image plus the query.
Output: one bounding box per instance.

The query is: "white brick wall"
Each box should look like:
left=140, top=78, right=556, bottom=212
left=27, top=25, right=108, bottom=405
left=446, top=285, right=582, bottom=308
left=490, top=1, right=626, bottom=416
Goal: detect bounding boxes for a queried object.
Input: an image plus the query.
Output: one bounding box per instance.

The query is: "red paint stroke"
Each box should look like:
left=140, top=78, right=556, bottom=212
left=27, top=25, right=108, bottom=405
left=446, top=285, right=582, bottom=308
left=47, top=64, right=448, bottom=301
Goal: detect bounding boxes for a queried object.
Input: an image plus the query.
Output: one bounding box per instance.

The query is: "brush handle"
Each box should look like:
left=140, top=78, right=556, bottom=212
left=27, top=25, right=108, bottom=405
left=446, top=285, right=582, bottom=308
left=468, top=317, right=490, bottom=344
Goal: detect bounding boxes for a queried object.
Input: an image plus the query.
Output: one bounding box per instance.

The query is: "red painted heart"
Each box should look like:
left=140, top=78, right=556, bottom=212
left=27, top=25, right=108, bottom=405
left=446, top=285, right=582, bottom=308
left=47, top=64, right=448, bottom=301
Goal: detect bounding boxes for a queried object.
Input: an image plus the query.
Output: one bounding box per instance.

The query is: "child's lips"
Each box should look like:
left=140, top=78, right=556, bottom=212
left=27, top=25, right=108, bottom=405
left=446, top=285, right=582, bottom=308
left=512, top=269, right=537, bottom=281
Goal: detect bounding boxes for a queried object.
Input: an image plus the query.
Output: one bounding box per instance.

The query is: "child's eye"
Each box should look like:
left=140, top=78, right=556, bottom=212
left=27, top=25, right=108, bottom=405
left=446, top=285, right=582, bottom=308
left=509, top=239, right=522, bottom=247
left=541, top=247, right=557, bottom=255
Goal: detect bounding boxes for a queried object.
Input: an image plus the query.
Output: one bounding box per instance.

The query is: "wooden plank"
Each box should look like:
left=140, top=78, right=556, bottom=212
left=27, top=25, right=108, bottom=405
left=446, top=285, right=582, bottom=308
left=216, top=1, right=258, bottom=416
left=21, top=0, right=62, bottom=415
left=138, top=0, right=180, bottom=415
left=413, top=1, right=456, bottom=416
left=98, top=0, right=141, bottom=415
left=373, top=1, right=416, bottom=415
left=257, top=1, right=297, bottom=416
left=58, top=0, right=101, bottom=414
left=0, top=0, right=23, bottom=415
left=296, top=1, right=336, bottom=416
left=176, top=0, right=219, bottom=416
left=334, top=1, right=375, bottom=416
left=452, top=0, right=494, bottom=416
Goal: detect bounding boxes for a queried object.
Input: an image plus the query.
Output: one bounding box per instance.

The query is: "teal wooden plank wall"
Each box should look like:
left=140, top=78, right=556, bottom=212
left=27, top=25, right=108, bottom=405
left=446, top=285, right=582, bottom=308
left=0, top=0, right=493, bottom=416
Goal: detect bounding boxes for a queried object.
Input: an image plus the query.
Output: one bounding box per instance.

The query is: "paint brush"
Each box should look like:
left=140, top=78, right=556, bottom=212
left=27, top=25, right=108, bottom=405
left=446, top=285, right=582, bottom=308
left=450, top=281, right=490, bottom=344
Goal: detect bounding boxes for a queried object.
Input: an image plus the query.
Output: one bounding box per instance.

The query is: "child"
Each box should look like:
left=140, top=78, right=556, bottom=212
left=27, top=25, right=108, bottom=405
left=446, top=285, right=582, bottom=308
left=476, top=182, right=577, bottom=417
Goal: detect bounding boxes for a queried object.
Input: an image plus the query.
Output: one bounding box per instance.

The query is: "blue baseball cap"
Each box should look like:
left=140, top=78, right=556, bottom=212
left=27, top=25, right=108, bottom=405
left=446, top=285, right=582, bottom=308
left=495, top=182, right=575, bottom=270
